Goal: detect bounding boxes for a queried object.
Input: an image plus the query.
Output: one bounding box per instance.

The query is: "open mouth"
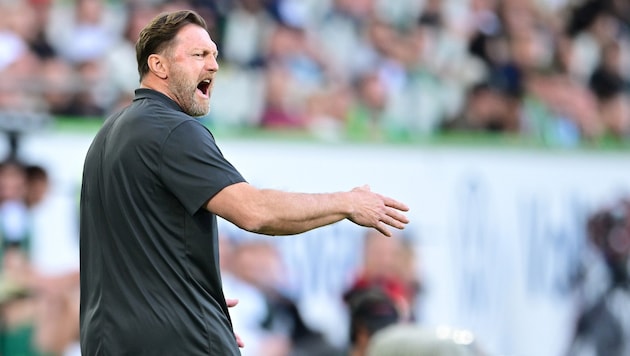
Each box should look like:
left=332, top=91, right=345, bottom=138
left=197, top=79, right=211, bottom=97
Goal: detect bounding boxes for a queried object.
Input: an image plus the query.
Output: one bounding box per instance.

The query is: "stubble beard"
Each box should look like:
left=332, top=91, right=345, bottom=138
left=169, top=66, right=210, bottom=117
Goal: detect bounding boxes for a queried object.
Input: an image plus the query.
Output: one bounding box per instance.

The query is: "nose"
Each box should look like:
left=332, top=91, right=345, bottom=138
left=207, top=55, right=219, bottom=73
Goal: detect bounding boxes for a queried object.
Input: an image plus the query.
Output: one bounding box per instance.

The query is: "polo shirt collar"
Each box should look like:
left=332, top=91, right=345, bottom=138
left=133, top=88, right=183, bottom=112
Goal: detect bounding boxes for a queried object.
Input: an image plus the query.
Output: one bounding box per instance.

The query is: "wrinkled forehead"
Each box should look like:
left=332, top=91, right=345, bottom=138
left=171, top=23, right=217, bottom=53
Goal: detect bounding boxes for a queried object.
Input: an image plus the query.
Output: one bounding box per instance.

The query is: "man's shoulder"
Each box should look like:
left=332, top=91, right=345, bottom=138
left=108, top=100, right=194, bottom=136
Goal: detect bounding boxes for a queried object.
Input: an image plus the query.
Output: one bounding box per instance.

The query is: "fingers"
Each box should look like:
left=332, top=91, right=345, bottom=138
left=382, top=195, right=409, bottom=230
left=377, top=211, right=408, bottom=231
left=234, top=332, right=245, bottom=348
left=386, top=208, right=410, bottom=226
left=228, top=298, right=245, bottom=347
left=226, top=298, right=239, bottom=308
left=376, top=202, right=409, bottom=235
left=383, top=196, right=410, bottom=212
left=375, top=216, right=408, bottom=234
left=382, top=216, right=408, bottom=230
left=374, top=222, right=392, bottom=237
left=348, top=188, right=410, bottom=234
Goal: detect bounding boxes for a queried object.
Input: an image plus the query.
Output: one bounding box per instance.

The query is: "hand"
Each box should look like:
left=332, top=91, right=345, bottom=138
left=348, top=185, right=409, bottom=236
left=226, top=298, right=245, bottom=348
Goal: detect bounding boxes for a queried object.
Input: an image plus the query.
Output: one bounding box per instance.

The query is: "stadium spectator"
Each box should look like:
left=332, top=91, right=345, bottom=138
left=588, top=41, right=630, bottom=139
left=0, top=160, right=40, bottom=356
left=0, top=160, right=81, bottom=356
left=345, top=230, right=421, bottom=323
left=0, top=160, right=30, bottom=254
left=223, top=235, right=342, bottom=356
left=220, top=234, right=292, bottom=356
left=105, top=3, right=161, bottom=112
left=221, top=0, right=274, bottom=68
left=344, top=287, right=402, bottom=356
left=48, top=0, right=120, bottom=65
left=567, top=196, right=630, bottom=356
left=0, top=1, right=44, bottom=114
left=260, top=12, right=332, bottom=129
left=41, top=58, right=80, bottom=117
left=24, top=165, right=49, bottom=209
left=0, top=0, right=627, bottom=145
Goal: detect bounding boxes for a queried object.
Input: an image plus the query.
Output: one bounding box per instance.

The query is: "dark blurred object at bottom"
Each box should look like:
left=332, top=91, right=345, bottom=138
left=567, top=196, right=630, bottom=356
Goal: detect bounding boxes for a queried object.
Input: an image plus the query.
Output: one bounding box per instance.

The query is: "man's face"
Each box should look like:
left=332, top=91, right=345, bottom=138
left=166, top=24, right=219, bottom=117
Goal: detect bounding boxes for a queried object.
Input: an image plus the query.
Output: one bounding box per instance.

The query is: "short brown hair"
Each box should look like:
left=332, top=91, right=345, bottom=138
left=135, top=10, right=208, bottom=80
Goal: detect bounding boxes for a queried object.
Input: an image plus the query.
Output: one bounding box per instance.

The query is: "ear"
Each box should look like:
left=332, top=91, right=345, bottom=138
left=148, top=54, right=168, bottom=79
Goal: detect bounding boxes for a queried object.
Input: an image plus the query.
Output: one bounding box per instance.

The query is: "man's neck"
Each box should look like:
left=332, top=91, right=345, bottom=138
left=140, top=80, right=178, bottom=108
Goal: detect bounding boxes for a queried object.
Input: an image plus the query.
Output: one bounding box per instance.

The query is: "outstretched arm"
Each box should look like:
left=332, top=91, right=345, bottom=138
left=206, top=183, right=409, bottom=236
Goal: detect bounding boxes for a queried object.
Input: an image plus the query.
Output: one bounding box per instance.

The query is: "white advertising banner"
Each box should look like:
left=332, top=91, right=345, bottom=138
left=17, top=132, right=630, bottom=356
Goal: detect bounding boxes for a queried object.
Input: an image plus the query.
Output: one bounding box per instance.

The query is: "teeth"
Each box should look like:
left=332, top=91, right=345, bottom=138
left=202, top=79, right=210, bottom=83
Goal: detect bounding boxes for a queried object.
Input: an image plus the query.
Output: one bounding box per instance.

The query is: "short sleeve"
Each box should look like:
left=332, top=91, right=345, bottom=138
left=160, top=120, right=246, bottom=215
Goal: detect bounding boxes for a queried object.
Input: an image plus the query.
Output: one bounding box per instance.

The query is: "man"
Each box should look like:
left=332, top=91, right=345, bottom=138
left=345, top=287, right=402, bottom=356
left=80, top=10, right=409, bottom=356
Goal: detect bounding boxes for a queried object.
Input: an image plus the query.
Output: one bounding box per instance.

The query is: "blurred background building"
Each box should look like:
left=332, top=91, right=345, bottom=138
left=0, top=0, right=628, bottom=355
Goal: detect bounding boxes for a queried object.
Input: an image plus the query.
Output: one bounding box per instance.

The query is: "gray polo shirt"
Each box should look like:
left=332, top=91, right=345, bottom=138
left=80, top=88, right=245, bottom=355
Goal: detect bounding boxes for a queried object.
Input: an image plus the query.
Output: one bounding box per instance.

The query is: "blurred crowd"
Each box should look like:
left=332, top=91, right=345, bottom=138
left=0, top=0, right=628, bottom=145
left=0, top=154, right=481, bottom=356
left=218, top=225, right=486, bottom=356
left=0, top=158, right=80, bottom=356
left=0, top=0, right=629, bottom=355
left=0, top=156, right=627, bottom=356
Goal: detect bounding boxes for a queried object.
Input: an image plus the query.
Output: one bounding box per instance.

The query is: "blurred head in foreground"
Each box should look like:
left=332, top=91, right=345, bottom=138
left=345, top=287, right=401, bottom=356
left=367, top=324, right=485, bottom=356
left=587, top=197, right=630, bottom=286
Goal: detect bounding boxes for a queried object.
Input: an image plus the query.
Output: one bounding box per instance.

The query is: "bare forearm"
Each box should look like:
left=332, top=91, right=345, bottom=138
left=208, top=182, right=409, bottom=237
left=243, top=189, right=352, bottom=235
